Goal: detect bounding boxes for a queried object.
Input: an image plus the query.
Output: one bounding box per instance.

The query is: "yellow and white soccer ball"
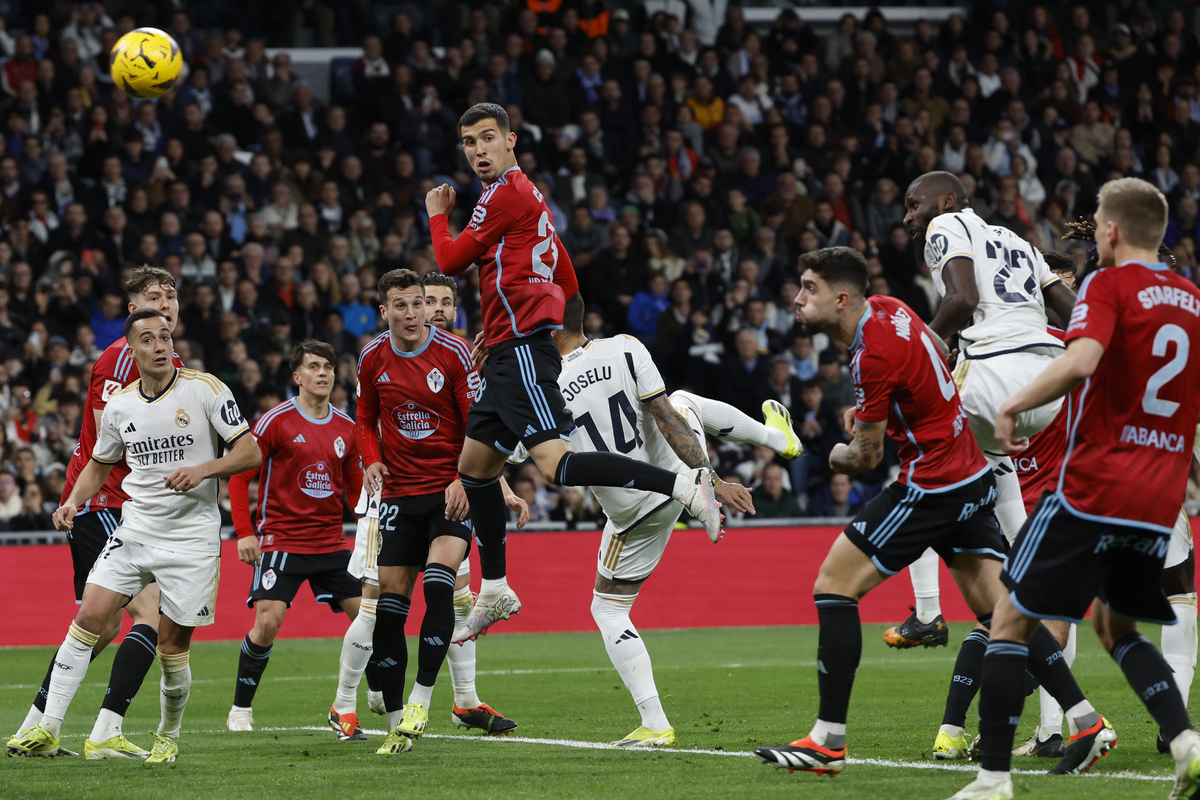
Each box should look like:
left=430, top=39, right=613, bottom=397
left=110, top=27, right=182, bottom=100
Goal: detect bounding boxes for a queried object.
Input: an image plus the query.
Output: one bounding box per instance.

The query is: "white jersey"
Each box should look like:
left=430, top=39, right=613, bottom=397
left=559, top=336, right=684, bottom=532
left=924, top=208, right=1064, bottom=356
left=92, top=368, right=251, bottom=556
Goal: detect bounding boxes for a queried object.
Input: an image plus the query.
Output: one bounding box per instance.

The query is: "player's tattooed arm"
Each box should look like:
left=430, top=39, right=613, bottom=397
left=829, top=411, right=886, bottom=475
left=647, top=395, right=710, bottom=470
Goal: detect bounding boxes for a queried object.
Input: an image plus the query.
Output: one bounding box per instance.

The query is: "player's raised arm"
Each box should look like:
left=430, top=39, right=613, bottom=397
left=427, top=186, right=490, bottom=276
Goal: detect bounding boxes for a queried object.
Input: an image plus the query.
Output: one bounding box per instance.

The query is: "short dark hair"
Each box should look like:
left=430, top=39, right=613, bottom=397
left=377, top=268, right=423, bottom=302
left=422, top=272, right=458, bottom=303
left=124, top=308, right=167, bottom=341
left=1041, top=249, right=1076, bottom=277
left=289, top=339, right=336, bottom=373
left=459, top=102, right=509, bottom=133
left=562, top=292, right=586, bottom=335
left=798, top=246, right=870, bottom=297
left=125, top=265, right=176, bottom=298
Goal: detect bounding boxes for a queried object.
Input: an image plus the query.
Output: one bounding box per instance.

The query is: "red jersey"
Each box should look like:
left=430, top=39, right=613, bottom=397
left=431, top=166, right=579, bottom=346
left=355, top=326, right=478, bottom=496
left=1058, top=261, right=1200, bottom=531
left=851, top=295, right=988, bottom=490
left=1015, top=328, right=1068, bottom=512
left=63, top=339, right=185, bottom=512
left=229, top=399, right=362, bottom=554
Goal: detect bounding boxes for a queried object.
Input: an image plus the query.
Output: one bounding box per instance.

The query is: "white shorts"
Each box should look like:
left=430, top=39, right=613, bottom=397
left=348, top=511, right=380, bottom=585
left=87, top=535, right=220, bottom=627
left=953, top=349, right=1063, bottom=454
left=597, top=499, right=683, bottom=582
left=1166, top=509, right=1194, bottom=571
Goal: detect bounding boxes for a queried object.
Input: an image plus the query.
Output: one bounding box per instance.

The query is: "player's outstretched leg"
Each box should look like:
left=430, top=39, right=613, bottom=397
left=85, top=618, right=159, bottom=759
left=448, top=562, right=517, bottom=735
left=7, top=622, right=102, bottom=757
left=331, top=596, right=376, bottom=741
left=886, top=550, right=948, bottom=649
left=668, top=390, right=802, bottom=459
left=593, top=589, right=674, bottom=747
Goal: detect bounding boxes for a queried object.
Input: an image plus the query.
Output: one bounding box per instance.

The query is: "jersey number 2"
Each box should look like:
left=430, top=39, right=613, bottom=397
left=574, top=390, right=644, bottom=454
left=985, top=240, right=1037, bottom=303
left=1143, top=324, right=1190, bottom=417
left=532, top=212, right=559, bottom=280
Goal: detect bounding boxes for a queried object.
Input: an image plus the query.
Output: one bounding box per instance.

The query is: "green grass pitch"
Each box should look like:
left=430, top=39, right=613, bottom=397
left=0, top=624, right=1185, bottom=799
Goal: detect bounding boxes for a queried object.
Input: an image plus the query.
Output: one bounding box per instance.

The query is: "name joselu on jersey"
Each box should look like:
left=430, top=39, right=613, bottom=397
left=562, top=366, right=613, bottom=402
left=124, top=433, right=195, bottom=466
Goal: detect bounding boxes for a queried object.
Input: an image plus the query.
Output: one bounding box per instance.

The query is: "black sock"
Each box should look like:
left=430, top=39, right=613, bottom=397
left=35, top=649, right=99, bottom=712
left=942, top=629, right=988, bottom=728
left=416, top=564, right=456, bottom=688
left=232, top=635, right=272, bottom=708
left=978, top=640, right=1028, bottom=772
left=1113, top=632, right=1192, bottom=742
left=460, top=474, right=507, bottom=580
left=373, top=593, right=411, bottom=712
left=100, top=624, right=158, bottom=715
left=1025, top=623, right=1085, bottom=711
left=554, top=451, right=677, bottom=497
left=365, top=657, right=382, bottom=694
left=814, top=594, right=861, bottom=727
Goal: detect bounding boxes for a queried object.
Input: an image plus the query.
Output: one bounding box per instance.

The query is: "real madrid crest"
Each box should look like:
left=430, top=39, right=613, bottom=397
left=427, top=367, right=445, bottom=393
left=333, top=436, right=345, bottom=458
left=175, top=408, right=190, bottom=428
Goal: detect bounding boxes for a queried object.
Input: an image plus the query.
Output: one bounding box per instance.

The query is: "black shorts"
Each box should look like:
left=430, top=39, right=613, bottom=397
left=466, top=330, right=575, bottom=454
left=1003, top=492, right=1176, bottom=625
left=843, top=469, right=1005, bottom=576
left=379, top=492, right=473, bottom=568
left=68, top=508, right=123, bottom=602
left=247, top=550, right=361, bottom=613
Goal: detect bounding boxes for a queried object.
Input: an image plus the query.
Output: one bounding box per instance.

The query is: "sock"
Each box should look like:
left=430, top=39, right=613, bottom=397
left=157, top=649, right=190, bottom=738
left=814, top=594, right=861, bottom=738
left=415, top=564, right=456, bottom=689
left=1113, top=631, right=1192, bottom=742
left=459, top=474, right=507, bottom=580
left=24, top=649, right=100, bottom=730
left=990, top=457, right=1028, bottom=545
left=447, top=586, right=481, bottom=708
left=1164, top=593, right=1198, bottom=707
left=374, top=593, right=411, bottom=713
left=41, top=622, right=100, bottom=736
left=408, top=681, right=433, bottom=707
left=942, top=628, right=989, bottom=728
left=334, top=598, right=376, bottom=714
left=554, top=451, right=677, bottom=497
left=1064, top=699, right=1099, bottom=737
left=232, top=635, right=272, bottom=708
left=672, top=390, right=784, bottom=451
left=807, top=719, right=847, bottom=750
left=1038, top=624, right=1075, bottom=739
left=365, top=658, right=382, bottom=694
left=909, top=549, right=942, bottom=624
left=99, top=624, right=158, bottom=719
left=978, top=640, right=1029, bottom=773
left=1025, top=622, right=1091, bottom=736
left=592, top=591, right=670, bottom=731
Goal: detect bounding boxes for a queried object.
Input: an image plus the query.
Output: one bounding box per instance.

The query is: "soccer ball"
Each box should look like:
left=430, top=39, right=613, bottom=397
left=110, top=27, right=182, bottom=100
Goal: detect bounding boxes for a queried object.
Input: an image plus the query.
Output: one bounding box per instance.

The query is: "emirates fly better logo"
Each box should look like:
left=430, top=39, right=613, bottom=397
left=394, top=400, right=440, bottom=440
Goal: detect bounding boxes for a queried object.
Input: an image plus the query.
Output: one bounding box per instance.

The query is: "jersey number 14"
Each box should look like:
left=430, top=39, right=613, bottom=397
left=574, top=390, right=643, bottom=454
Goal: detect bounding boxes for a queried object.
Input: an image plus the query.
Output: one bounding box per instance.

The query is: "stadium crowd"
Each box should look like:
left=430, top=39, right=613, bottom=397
left=0, top=0, right=1199, bottom=531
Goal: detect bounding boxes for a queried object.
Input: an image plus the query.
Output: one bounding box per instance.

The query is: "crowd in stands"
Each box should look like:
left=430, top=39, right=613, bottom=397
left=2, top=0, right=1200, bottom=532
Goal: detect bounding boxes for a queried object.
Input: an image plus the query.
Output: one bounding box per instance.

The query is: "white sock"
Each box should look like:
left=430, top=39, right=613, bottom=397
left=447, top=586, right=481, bottom=709
left=990, top=457, right=1028, bottom=545
left=1039, top=624, right=1077, bottom=739
left=408, top=682, right=433, bottom=707
left=41, top=622, right=100, bottom=736
left=89, top=708, right=123, bottom=743
left=939, top=724, right=965, bottom=738
left=387, top=709, right=402, bottom=730
left=1165, top=593, right=1198, bottom=707
left=19, top=704, right=41, bottom=732
left=672, top=390, right=784, bottom=451
left=157, top=649, right=191, bottom=739
left=807, top=719, right=846, bottom=747
left=909, top=549, right=941, bottom=624
left=334, top=598, right=376, bottom=714
left=592, top=591, right=669, bottom=731
left=1065, top=699, right=1097, bottom=737
left=976, top=768, right=1011, bottom=784
left=480, top=577, right=508, bottom=596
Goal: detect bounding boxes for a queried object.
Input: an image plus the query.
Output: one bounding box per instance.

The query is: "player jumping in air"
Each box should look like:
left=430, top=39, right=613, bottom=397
left=523, top=293, right=797, bottom=747
left=951, top=179, right=1200, bottom=800
left=752, top=248, right=1104, bottom=779
left=895, top=171, right=1082, bottom=761
left=6, top=267, right=183, bottom=760
left=223, top=341, right=364, bottom=736
left=9, top=309, right=261, bottom=762
left=425, top=103, right=723, bottom=642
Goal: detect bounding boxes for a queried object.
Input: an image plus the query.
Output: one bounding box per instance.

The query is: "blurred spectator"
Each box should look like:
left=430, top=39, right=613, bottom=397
left=756, top=462, right=802, bottom=518
left=809, top=473, right=865, bottom=517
